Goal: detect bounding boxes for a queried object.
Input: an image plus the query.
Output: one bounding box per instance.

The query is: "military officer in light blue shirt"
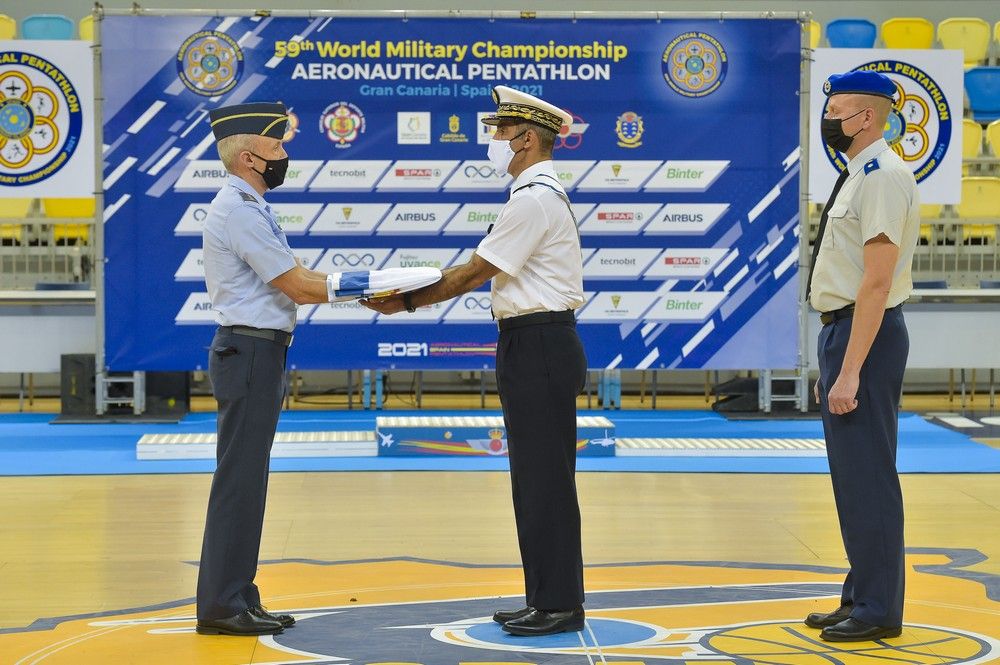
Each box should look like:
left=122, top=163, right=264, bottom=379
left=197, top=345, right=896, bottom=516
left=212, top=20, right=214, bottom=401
left=195, top=102, right=338, bottom=637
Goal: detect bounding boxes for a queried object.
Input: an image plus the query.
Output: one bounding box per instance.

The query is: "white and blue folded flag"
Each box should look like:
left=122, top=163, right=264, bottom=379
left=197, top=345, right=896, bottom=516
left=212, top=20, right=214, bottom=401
left=326, top=266, right=442, bottom=302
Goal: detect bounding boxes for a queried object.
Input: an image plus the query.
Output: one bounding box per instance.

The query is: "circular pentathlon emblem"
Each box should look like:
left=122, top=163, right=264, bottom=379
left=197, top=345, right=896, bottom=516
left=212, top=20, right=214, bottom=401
left=0, top=53, right=82, bottom=185
left=176, top=30, right=243, bottom=97
left=321, top=101, right=366, bottom=148
left=662, top=32, right=729, bottom=98
left=822, top=60, right=952, bottom=183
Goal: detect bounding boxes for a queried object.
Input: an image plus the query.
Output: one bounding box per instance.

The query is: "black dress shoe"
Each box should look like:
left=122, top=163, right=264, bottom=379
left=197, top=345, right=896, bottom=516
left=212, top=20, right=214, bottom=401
left=196, top=608, right=284, bottom=636
left=804, top=603, right=853, bottom=628
left=493, top=606, right=533, bottom=624
left=250, top=604, right=295, bottom=628
left=821, top=617, right=902, bottom=642
left=502, top=607, right=585, bottom=636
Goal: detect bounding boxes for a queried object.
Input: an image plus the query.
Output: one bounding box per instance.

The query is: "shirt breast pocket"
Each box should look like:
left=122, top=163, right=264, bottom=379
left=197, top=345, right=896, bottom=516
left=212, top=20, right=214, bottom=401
left=825, top=204, right=849, bottom=250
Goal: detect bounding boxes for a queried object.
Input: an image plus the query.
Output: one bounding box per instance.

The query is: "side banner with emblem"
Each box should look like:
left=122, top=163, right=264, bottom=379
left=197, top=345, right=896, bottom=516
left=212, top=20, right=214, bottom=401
left=0, top=40, right=94, bottom=197
left=102, top=16, right=802, bottom=370
left=809, top=48, right=963, bottom=204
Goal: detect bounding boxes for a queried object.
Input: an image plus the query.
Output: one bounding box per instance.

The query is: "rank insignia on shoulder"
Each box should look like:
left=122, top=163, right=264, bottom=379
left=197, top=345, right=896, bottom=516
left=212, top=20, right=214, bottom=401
left=864, top=158, right=880, bottom=175
left=238, top=190, right=258, bottom=203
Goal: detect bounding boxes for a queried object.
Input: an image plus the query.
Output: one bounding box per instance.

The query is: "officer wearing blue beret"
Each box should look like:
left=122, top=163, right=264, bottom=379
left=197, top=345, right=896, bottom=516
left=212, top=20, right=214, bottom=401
left=195, top=102, right=348, bottom=636
left=805, top=70, right=920, bottom=641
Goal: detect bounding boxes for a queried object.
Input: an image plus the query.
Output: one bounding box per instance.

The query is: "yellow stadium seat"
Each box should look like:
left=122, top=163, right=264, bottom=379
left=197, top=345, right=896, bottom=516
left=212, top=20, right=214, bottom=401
left=956, top=177, right=1000, bottom=242
left=809, top=20, right=821, bottom=49
left=79, top=15, right=93, bottom=41
left=0, top=198, right=32, bottom=243
left=937, top=18, right=991, bottom=67
left=963, top=118, right=983, bottom=159
left=0, top=198, right=33, bottom=245
left=986, top=120, right=1000, bottom=157
left=0, top=14, right=15, bottom=39
left=918, top=204, right=942, bottom=243
left=882, top=17, right=934, bottom=49
left=43, top=197, right=95, bottom=244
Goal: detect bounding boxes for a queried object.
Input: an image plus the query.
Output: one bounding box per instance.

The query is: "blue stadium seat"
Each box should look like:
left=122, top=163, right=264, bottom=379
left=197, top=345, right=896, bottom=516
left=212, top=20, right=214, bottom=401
left=826, top=18, right=878, bottom=48
left=21, top=14, right=74, bottom=40
left=965, top=68, right=1000, bottom=123
left=980, top=280, right=1000, bottom=288
left=913, top=280, right=949, bottom=289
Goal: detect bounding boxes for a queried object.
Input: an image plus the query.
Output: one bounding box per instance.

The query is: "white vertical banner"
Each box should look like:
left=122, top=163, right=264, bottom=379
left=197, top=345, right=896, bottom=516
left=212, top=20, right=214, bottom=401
left=0, top=41, right=95, bottom=197
left=809, top=49, right=963, bottom=204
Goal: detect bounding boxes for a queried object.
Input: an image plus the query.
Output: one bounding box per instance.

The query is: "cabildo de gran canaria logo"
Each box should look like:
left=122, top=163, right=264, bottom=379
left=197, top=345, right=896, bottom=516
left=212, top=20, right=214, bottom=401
left=823, top=60, right=952, bottom=183
left=0, top=51, right=82, bottom=186
left=176, top=30, right=244, bottom=97
left=2, top=549, right=998, bottom=664
left=662, top=32, right=729, bottom=98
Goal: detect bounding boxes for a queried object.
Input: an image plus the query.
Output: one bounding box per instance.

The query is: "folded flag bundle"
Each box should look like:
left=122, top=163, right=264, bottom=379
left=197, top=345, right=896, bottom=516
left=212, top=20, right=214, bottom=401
left=326, top=266, right=443, bottom=302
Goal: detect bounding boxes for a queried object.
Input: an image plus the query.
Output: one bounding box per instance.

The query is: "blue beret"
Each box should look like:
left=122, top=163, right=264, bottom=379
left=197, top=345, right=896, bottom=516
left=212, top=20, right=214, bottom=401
left=822, top=71, right=897, bottom=101
left=208, top=102, right=288, bottom=141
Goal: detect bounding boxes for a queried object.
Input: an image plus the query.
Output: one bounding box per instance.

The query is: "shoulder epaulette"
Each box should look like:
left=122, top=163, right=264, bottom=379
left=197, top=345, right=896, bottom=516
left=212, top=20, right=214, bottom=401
left=863, top=158, right=880, bottom=175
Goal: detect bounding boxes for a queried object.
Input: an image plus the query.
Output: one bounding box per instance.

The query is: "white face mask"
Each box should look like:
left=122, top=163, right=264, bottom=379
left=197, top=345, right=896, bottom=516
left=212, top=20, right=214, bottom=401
left=486, top=129, right=526, bottom=177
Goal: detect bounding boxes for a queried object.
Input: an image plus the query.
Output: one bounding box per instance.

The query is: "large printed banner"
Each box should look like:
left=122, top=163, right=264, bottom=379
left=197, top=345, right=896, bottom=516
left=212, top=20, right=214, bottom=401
left=102, top=15, right=802, bottom=371
left=0, top=41, right=94, bottom=196
left=809, top=49, right=963, bottom=204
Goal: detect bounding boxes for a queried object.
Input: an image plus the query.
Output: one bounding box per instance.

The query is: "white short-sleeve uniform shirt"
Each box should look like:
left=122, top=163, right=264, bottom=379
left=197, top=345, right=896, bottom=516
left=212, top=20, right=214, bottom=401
left=810, top=138, right=920, bottom=314
left=475, top=160, right=585, bottom=319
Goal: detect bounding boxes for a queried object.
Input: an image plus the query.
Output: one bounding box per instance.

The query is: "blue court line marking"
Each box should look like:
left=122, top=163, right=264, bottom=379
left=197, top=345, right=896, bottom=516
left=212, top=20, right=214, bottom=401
left=1, top=548, right=993, bottom=636
left=1, top=410, right=998, bottom=475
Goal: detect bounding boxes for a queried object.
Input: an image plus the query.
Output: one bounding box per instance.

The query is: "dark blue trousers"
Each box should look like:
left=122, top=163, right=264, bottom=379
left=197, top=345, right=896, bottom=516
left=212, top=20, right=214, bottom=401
left=196, top=328, right=287, bottom=620
left=817, top=306, right=908, bottom=628
left=496, top=318, right=588, bottom=611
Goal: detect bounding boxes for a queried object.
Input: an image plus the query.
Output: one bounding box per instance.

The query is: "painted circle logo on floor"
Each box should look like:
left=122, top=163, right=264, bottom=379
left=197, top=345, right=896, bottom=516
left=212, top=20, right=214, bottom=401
left=3, top=554, right=998, bottom=664
left=0, top=53, right=82, bottom=185
left=706, top=621, right=992, bottom=664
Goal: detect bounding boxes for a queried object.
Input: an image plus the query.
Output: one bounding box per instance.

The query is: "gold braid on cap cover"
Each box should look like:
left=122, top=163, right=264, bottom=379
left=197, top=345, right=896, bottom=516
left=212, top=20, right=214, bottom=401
left=495, top=102, right=564, bottom=132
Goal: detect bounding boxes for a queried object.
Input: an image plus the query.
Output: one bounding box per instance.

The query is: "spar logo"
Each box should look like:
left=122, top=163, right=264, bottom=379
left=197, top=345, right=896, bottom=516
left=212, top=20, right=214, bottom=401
left=662, top=31, right=729, bottom=98
left=175, top=30, right=243, bottom=97
left=0, top=51, right=82, bottom=186
left=823, top=60, right=952, bottom=184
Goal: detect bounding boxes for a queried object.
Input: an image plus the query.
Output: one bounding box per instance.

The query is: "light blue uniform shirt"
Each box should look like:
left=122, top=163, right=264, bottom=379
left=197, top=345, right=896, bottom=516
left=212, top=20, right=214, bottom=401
left=202, top=174, right=297, bottom=332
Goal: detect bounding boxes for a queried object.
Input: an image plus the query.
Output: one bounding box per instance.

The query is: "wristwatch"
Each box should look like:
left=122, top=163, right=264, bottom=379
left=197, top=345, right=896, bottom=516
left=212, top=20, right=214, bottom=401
left=403, top=292, right=416, bottom=313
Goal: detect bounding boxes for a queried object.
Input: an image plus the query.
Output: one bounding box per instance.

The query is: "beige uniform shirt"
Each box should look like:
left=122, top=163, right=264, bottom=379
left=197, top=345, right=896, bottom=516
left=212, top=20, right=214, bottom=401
left=476, top=160, right=585, bottom=319
left=810, top=138, right=920, bottom=313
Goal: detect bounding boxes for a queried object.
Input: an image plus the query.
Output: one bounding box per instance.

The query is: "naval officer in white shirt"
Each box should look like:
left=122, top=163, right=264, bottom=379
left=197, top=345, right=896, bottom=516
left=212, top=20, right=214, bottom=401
left=362, top=85, right=588, bottom=637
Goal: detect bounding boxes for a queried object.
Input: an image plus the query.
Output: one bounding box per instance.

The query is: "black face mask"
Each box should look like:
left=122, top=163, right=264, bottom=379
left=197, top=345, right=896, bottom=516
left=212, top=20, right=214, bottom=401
left=820, top=108, right=866, bottom=153
left=249, top=151, right=289, bottom=190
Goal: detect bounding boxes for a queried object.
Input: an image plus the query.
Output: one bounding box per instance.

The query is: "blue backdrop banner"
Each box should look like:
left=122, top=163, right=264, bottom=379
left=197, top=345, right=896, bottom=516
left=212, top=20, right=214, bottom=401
left=101, top=14, right=803, bottom=371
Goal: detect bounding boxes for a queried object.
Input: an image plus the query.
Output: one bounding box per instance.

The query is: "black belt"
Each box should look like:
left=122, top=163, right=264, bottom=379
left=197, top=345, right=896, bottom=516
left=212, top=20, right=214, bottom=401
left=497, top=309, right=575, bottom=331
left=820, top=304, right=901, bottom=326
left=222, top=325, right=294, bottom=347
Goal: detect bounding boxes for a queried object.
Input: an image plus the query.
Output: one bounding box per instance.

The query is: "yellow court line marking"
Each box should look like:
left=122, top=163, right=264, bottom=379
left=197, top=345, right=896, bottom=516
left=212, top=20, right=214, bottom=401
left=908, top=598, right=1000, bottom=616
left=264, top=579, right=518, bottom=604
left=16, top=624, right=131, bottom=665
